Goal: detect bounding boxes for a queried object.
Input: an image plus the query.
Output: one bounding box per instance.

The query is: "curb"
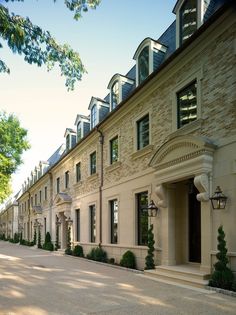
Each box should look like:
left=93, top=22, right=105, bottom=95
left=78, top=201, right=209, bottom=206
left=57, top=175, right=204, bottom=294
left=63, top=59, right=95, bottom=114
left=206, top=286, right=236, bottom=297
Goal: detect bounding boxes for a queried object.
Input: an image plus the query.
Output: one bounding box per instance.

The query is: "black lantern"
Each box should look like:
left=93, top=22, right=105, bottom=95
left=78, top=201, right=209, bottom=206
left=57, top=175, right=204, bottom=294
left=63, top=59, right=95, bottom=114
left=210, top=186, right=227, bottom=210
left=147, top=200, right=159, bottom=217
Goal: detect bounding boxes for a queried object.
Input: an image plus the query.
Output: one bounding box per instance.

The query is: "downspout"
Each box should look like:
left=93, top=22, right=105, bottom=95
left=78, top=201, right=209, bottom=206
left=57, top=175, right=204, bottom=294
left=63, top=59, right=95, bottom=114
left=49, top=172, right=53, bottom=238
left=96, top=127, right=104, bottom=245
left=28, top=191, right=31, bottom=241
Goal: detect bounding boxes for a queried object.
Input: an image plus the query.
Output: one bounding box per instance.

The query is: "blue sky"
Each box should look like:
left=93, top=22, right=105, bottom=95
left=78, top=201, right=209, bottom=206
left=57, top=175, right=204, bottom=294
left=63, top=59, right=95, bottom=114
left=0, top=0, right=176, bottom=199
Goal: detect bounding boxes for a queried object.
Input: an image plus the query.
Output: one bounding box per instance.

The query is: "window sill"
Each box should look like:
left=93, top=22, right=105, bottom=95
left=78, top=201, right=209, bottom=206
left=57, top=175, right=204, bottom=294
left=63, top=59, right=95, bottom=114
left=131, top=144, right=154, bottom=160
left=87, top=173, right=98, bottom=181
left=105, top=161, right=121, bottom=172
left=169, top=118, right=203, bottom=140
left=74, top=180, right=83, bottom=187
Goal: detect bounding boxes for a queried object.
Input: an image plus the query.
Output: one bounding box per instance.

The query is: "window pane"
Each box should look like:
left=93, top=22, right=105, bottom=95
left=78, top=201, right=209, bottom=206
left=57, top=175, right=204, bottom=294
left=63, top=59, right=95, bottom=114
left=110, top=136, right=118, bottom=164
left=76, top=209, right=80, bottom=242
left=180, top=0, right=197, bottom=45
left=56, top=177, right=60, bottom=193
left=111, top=200, right=118, bottom=244
left=137, top=114, right=149, bottom=150
left=90, top=152, right=96, bottom=175
left=66, top=135, right=70, bottom=151
left=90, top=205, right=96, bottom=243
left=177, top=81, right=197, bottom=128
left=65, top=171, right=69, bottom=188
left=137, top=191, right=148, bottom=245
left=111, top=81, right=119, bottom=110
left=138, top=46, right=149, bottom=84
left=76, top=162, right=81, bottom=182
left=91, top=105, right=97, bottom=128
left=77, top=122, right=82, bottom=141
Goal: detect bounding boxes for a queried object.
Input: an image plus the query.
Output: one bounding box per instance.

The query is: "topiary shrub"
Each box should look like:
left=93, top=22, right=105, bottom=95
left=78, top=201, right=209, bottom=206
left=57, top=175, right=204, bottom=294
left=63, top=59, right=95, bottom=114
left=109, top=258, right=115, bottom=264
left=37, top=228, right=42, bottom=249
left=73, top=245, right=84, bottom=257
left=43, top=232, right=54, bottom=251
left=33, top=228, right=37, bottom=245
left=87, top=246, right=107, bottom=262
left=120, top=250, right=136, bottom=269
left=145, top=224, right=155, bottom=270
left=13, top=233, right=19, bottom=243
left=209, top=225, right=234, bottom=290
left=65, top=226, right=72, bottom=255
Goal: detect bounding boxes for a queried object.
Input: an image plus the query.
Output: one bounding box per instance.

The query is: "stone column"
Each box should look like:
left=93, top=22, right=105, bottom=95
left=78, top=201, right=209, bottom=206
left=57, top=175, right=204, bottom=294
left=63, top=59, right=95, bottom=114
left=156, top=184, right=176, bottom=266
left=194, top=174, right=211, bottom=273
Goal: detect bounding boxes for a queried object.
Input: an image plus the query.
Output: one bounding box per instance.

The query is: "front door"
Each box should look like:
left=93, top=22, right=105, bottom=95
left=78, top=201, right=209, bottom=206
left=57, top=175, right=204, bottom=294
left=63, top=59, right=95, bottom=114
left=188, top=181, right=201, bottom=263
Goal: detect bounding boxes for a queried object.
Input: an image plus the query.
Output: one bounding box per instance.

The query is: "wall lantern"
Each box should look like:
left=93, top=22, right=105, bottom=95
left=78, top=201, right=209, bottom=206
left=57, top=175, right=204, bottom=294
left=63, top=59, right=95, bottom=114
left=146, top=200, right=159, bottom=217
left=66, top=217, right=73, bottom=226
left=210, top=186, right=228, bottom=210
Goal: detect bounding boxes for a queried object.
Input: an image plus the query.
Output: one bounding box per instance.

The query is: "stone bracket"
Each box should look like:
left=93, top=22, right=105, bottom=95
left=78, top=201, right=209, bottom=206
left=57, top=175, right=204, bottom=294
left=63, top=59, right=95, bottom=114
left=155, top=184, right=167, bottom=208
left=194, top=173, right=209, bottom=202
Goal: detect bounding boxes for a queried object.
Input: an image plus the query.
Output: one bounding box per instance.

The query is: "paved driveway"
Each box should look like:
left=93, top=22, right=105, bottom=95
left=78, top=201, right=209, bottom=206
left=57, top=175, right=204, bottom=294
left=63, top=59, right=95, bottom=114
left=0, top=241, right=235, bottom=315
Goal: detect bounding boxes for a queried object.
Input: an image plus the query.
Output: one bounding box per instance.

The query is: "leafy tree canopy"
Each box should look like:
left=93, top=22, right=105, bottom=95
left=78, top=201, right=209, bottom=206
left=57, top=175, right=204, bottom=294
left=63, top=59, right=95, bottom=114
left=0, top=111, right=30, bottom=203
left=0, top=0, right=101, bottom=90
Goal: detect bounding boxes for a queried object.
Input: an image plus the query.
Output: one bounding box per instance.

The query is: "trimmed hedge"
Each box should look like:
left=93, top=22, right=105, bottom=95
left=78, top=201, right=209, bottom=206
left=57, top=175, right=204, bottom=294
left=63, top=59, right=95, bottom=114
left=120, top=250, right=136, bottom=269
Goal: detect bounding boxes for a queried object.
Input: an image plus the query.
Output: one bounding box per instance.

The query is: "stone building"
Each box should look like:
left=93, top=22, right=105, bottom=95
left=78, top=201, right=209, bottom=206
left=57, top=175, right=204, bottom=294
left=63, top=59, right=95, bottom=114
left=1, top=0, right=235, bottom=286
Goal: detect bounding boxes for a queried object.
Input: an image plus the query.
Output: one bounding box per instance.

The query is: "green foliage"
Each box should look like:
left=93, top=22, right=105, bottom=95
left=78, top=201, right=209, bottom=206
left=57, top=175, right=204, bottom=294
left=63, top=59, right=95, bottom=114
left=33, top=228, right=37, bottom=245
left=0, top=111, right=30, bottom=203
left=20, top=239, right=34, bottom=246
left=0, top=0, right=101, bottom=90
left=72, top=244, right=84, bottom=257
left=37, top=227, right=42, bottom=249
left=120, top=250, right=136, bottom=269
left=65, top=226, right=72, bottom=255
left=87, top=246, right=107, bottom=262
left=0, top=233, right=6, bottom=240
left=209, top=226, right=234, bottom=290
left=108, top=258, right=115, bottom=264
left=55, top=224, right=59, bottom=250
left=145, top=224, right=155, bottom=270
left=43, top=232, right=54, bottom=251
left=13, top=232, right=19, bottom=243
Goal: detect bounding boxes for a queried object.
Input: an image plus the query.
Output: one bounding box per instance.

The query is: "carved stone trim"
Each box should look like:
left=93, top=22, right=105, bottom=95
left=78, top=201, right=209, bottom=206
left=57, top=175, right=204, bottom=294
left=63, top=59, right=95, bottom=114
left=155, top=184, right=167, bottom=208
left=194, top=174, right=209, bottom=202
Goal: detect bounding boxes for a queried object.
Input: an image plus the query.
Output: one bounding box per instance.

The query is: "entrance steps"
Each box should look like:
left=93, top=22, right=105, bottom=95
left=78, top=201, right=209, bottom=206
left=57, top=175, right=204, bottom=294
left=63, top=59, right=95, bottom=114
left=144, top=264, right=210, bottom=288
left=53, top=249, right=65, bottom=256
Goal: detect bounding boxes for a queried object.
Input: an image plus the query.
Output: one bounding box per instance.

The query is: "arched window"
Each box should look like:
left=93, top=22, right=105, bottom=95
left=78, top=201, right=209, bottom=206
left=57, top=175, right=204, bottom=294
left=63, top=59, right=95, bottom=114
left=180, top=0, right=197, bottom=45
left=77, top=122, right=82, bottom=141
left=91, top=104, right=97, bottom=128
left=111, top=81, right=119, bottom=110
left=138, top=46, right=149, bottom=84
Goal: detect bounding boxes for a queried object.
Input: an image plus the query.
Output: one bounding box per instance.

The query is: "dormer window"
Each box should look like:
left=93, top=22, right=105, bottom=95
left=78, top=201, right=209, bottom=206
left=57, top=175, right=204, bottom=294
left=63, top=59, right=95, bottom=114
left=107, top=74, right=134, bottom=111
left=66, top=134, right=70, bottom=151
left=138, top=46, right=149, bottom=84
left=64, top=128, right=76, bottom=151
left=91, top=104, right=97, bottom=129
left=111, top=81, right=119, bottom=110
left=77, top=122, right=82, bottom=141
left=74, top=114, right=90, bottom=142
left=180, top=0, right=197, bottom=45
left=88, top=97, right=109, bottom=128
left=133, top=38, right=167, bottom=86
left=173, top=0, right=211, bottom=48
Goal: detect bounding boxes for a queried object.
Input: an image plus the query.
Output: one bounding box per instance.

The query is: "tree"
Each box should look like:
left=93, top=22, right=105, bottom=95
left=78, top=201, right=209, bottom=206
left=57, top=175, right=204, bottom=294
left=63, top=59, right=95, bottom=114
left=0, top=111, right=30, bottom=203
left=209, top=225, right=234, bottom=290
left=145, top=224, right=155, bottom=270
left=0, top=0, right=101, bottom=90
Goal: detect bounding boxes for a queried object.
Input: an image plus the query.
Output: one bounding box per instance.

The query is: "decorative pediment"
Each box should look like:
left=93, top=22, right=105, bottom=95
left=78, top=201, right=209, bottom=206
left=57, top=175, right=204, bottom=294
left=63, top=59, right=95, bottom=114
left=32, top=206, right=42, bottom=215
left=149, top=136, right=215, bottom=171
left=54, top=193, right=72, bottom=206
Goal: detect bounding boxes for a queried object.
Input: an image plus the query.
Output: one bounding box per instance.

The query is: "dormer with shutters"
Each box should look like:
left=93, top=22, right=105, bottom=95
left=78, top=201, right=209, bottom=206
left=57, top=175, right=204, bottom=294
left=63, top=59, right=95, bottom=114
left=107, top=74, right=135, bottom=111
left=64, top=128, right=77, bottom=152
left=74, top=114, right=90, bottom=142
left=173, top=0, right=219, bottom=48
left=88, top=97, right=109, bottom=129
left=133, top=37, right=167, bottom=87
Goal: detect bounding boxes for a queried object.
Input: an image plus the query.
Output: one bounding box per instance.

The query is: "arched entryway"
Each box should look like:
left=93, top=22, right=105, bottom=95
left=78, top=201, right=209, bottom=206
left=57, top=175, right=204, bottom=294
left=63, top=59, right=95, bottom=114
left=149, top=135, right=215, bottom=273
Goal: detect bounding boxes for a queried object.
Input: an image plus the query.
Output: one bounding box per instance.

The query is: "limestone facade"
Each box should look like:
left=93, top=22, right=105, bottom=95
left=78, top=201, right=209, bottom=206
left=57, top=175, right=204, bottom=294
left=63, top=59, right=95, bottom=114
left=0, top=1, right=235, bottom=272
